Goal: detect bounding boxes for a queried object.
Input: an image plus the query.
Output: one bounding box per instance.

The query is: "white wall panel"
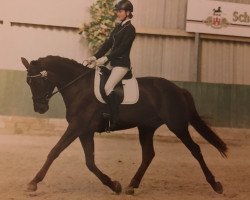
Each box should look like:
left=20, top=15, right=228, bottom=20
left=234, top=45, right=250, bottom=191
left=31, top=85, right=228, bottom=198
left=162, top=37, right=196, bottom=81
left=201, top=40, right=250, bottom=84
left=0, top=0, right=95, bottom=27
left=233, top=43, right=250, bottom=85
left=131, top=0, right=165, bottom=29
left=131, top=35, right=163, bottom=77
left=0, top=25, right=89, bottom=70
left=164, top=0, right=188, bottom=29
left=201, top=40, right=234, bottom=84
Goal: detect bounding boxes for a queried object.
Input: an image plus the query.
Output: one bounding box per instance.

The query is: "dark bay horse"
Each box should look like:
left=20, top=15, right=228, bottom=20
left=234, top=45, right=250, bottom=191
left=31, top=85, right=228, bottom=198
left=21, top=56, right=227, bottom=195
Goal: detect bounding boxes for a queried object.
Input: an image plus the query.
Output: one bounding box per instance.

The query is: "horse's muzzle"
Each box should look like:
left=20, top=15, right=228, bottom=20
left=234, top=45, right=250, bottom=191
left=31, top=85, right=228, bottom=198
left=34, top=103, right=49, bottom=114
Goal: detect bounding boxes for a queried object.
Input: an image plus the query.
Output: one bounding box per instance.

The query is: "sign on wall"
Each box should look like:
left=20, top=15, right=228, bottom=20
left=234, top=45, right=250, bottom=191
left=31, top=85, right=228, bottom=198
left=186, top=0, right=250, bottom=37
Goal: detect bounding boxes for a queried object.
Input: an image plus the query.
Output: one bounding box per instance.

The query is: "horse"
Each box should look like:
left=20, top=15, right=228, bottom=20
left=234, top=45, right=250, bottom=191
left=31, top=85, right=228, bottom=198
left=213, top=7, right=222, bottom=15
left=21, top=55, right=227, bottom=195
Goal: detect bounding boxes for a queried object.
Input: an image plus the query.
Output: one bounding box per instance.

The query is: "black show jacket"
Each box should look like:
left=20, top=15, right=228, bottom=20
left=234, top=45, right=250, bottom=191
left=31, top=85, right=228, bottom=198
left=94, top=21, right=136, bottom=68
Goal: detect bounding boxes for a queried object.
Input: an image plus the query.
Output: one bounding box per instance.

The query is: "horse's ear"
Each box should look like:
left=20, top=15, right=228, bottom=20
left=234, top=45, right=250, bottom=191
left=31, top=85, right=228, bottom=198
left=21, top=57, right=30, bottom=69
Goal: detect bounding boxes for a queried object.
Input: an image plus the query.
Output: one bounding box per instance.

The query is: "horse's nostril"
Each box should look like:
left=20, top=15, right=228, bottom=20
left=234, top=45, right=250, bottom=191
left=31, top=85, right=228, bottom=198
left=33, top=103, right=49, bottom=114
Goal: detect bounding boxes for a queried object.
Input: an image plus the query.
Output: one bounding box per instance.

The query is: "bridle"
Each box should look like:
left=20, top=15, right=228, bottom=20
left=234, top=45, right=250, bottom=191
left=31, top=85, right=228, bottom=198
left=27, top=63, right=93, bottom=103
left=27, top=70, right=52, bottom=103
left=27, top=70, right=48, bottom=78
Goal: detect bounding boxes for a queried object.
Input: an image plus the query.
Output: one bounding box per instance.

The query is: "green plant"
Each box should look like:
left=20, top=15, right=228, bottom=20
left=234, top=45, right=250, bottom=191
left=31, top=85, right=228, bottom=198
left=79, top=0, right=117, bottom=53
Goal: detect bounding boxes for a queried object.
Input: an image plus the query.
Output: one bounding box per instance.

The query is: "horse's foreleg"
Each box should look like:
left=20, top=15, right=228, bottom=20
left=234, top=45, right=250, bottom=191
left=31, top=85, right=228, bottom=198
left=27, top=122, right=80, bottom=191
left=125, top=126, right=156, bottom=195
left=79, top=133, right=122, bottom=194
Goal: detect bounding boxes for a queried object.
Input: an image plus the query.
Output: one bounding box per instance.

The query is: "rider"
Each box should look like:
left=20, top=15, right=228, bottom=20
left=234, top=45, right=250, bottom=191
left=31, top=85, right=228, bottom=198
left=87, top=0, right=136, bottom=130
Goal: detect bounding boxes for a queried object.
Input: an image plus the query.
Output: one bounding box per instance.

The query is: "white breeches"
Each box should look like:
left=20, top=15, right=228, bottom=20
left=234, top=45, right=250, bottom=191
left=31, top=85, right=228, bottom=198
left=104, top=66, right=129, bottom=96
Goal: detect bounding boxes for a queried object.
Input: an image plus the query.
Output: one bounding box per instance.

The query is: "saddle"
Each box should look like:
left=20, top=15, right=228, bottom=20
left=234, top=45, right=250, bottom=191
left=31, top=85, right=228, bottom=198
left=94, top=66, right=139, bottom=105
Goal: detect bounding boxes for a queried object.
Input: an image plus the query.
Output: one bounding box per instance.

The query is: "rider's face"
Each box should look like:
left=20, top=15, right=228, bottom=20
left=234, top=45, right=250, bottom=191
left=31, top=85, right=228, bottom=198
left=116, top=9, right=128, bottom=21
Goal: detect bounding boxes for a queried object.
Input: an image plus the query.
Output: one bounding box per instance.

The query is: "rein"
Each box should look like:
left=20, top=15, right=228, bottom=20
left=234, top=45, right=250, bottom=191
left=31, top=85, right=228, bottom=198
left=48, top=67, right=92, bottom=99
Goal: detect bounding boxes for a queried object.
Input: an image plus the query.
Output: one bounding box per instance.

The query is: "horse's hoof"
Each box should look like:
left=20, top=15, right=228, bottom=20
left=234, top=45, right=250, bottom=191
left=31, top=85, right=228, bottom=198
left=26, top=182, right=37, bottom=192
left=113, top=181, right=122, bottom=194
left=125, top=186, right=134, bottom=195
left=212, top=182, right=223, bottom=194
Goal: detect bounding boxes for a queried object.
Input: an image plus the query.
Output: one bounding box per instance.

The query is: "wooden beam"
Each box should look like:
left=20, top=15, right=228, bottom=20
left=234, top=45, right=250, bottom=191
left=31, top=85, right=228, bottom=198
left=10, top=22, right=79, bottom=31
left=200, top=33, right=250, bottom=43
left=136, top=28, right=194, bottom=38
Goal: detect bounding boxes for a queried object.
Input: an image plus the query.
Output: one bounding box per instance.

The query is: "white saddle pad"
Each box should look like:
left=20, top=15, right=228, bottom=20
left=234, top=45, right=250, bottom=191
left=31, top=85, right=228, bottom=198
left=94, top=67, right=139, bottom=104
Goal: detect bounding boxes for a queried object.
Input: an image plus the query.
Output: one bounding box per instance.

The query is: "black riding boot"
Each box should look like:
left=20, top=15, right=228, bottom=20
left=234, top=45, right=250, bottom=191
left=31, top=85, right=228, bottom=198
left=103, top=91, right=119, bottom=132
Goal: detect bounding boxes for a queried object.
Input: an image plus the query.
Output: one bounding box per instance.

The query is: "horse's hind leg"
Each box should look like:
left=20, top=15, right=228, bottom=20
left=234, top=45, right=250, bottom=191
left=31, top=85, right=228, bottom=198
left=125, top=125, right=157, bottom=195
left=172, top=127, right=223, bottom=194
left=79, top=133, right=122, bottom=194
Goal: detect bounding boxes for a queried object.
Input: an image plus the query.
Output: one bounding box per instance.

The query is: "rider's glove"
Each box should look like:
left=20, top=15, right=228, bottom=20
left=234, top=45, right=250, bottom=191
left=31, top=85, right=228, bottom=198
left=87, top=56, right=97, bottom=63
left=84, top=56, right=97, bottom=68
left=96, top=56, right=108, bottom=66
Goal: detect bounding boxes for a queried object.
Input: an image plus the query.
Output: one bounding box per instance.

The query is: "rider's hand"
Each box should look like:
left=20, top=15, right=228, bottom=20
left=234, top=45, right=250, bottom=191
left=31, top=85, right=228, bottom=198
left=84, top=56, right=97, bottom=68
left=87, top=56, right=97, bottom=63
left=96, top=56, right=108, bottom=66
left=88, top=62, right=96, bottom=69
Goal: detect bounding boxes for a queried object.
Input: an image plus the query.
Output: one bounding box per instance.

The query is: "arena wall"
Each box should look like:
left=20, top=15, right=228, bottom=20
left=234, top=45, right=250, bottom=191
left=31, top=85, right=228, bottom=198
left=0, top=0, right=250, bottom=130
left=0, top=70, right=249, bottom=128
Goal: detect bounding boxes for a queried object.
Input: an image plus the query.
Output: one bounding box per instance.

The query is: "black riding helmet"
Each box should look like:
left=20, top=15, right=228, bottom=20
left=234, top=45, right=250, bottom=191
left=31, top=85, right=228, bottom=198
left=115, top=0, right=133, bottom=12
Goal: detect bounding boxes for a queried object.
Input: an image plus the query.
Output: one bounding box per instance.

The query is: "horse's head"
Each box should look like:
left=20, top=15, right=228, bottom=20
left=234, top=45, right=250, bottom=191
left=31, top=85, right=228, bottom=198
left=21, top=57, right=56, bottom=114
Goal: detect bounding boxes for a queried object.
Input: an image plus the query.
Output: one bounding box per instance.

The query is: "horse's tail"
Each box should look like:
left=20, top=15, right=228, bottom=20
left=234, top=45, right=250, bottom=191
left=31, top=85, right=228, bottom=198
left=182, top=89, right=228, bottom=158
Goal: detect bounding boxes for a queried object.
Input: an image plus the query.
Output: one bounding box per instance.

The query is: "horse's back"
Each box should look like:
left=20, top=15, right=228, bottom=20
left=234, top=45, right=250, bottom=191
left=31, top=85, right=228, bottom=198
left=136, top=76, right=190, bottom=127
left=136, top=76, right=184, bottom=96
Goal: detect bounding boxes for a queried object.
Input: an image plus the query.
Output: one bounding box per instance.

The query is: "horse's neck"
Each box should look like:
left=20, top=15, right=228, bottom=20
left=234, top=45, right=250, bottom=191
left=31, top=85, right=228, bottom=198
left=47, top=62, right=94, bottom=108
left=49, top=62, right=84, bottom=86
